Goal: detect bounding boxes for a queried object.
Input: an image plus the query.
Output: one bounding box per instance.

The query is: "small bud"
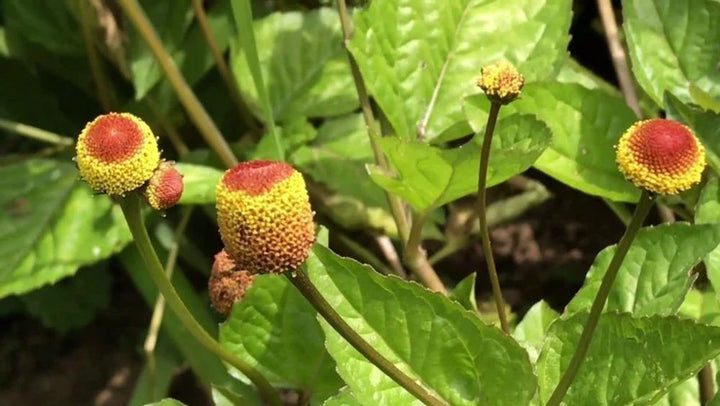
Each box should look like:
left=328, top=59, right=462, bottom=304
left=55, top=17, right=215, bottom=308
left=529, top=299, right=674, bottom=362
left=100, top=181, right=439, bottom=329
left=208, top=250, right=255, bottom=316
left=216, top=160, right=315, bottom=274
left=616, top=118, right=706, bottom=195
left=75, top=113, right=160, bottom=195
left=144, top=161, right=184, bottom=210
left=476, top=61, right=525, bottom=104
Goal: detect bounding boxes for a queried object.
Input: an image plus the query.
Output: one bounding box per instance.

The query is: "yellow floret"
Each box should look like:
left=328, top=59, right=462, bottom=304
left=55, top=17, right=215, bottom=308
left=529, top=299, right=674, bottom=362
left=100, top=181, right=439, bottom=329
left=476, top=61, right=525, bottom=104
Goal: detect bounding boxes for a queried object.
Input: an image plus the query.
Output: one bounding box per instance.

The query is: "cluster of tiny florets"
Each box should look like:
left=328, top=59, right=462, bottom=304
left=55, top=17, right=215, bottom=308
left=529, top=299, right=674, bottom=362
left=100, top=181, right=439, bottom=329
left=75, top=113, right=160, bottom=196
left=216, top=160, right=315, bottom=275
left=208, top=250, right=255, bottom=316
left=616, top=118, right=706, bottom=195
left=476, top=61, right=525, bottom=104
left=144, top=161, right=184, bottom=210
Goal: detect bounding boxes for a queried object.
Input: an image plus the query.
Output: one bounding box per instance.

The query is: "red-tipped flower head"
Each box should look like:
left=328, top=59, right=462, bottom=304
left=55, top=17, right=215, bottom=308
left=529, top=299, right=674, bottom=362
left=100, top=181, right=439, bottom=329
left=144, top=161, right=184, bottom=210
left=216, top=160, right=315, bottom=274
left=75, top=113, right=160, bottom=195
left=616, top=119, right=706, bottom=195
left=208, top=250, right=256, bottom=316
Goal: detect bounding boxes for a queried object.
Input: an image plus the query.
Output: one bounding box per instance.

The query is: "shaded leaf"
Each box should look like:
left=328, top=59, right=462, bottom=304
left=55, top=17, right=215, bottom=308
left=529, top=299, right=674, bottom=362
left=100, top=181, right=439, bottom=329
left=566, top=223, right=720, bottom=317
left=307, top=244, right=536, bottom=406
left=348, top=0, right=571, bottom=140
left=0, top=160, right=131, bottom=298
left=175, top=163, right=224, bottom=205
left=695, top=175, right=720, bottom=305
left=514, top=300, right=559, bottom=363
left=449, top=273, right=478, bottom=312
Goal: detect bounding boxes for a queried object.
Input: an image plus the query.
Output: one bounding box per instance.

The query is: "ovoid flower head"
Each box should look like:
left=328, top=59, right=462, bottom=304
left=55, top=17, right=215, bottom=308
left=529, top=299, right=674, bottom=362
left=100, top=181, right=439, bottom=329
left=75, top=113, right=160, bottom=196
left=144, top=161, right=184, bottom=210
left=616, top=118, right=706, bottom=195
left=208, top=250, right=255, bottom=316
left=476, top=61, right=525, bottom=104
left=216, top=160, right=315, bottom=274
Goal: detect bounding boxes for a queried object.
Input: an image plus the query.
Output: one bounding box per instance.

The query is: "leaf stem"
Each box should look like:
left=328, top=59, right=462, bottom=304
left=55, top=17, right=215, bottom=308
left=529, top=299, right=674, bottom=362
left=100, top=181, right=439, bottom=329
left=404, top=211, right=448, bottom=294
left=78, top=0, right=117, bottom=111
left=118, top=0, right=238, bottom=168
left=699, top=363, right=715, bottom=404
left=191, top=0, right=258, bottom=132
left=287, top=267, right=447, bottom=406
left=335, top=0, right=447, bottom=294
left=230, top=0, right=283, bottom=160
left=0, top=118, right=74, bottom=147
left=546, top=190, right=654, bottom=406
left=119, top=194, right=282, bottom=406
left=475, top=102, right=510, bottom=333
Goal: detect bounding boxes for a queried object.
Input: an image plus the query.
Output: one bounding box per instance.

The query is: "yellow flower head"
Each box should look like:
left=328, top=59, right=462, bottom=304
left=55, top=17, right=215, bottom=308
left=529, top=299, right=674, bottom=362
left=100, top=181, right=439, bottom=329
left=616, top=119, right=706, bottom=195
left=476, top=61, right=525, bottom=104
left=75, top=113, right=160, bottom=195
left=216, top=160, right=315, bottom=274
left=144, top=161, right=184, bottom=211
left=208, top=249, right=255, bottom=316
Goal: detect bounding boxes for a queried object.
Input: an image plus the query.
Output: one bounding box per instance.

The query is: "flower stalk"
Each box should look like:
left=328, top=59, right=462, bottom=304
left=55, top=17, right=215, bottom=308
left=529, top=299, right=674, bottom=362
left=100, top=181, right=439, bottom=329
left=545, top=190, right=654, bottom=406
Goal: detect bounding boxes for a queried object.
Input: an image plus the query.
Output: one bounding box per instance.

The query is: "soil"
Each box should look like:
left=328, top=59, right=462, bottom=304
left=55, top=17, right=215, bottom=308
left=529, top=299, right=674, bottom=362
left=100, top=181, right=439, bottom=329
left=0, top=1, right=632, bottom=405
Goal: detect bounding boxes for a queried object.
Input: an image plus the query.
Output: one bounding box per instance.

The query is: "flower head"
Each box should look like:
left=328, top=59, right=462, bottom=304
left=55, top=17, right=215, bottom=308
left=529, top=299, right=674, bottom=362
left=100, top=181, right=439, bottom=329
left=75, top=113, right=160, bottom=195
left=476, top=61, right=525, bottom=104
left=144, top=161, right=184, bottom=210
left=208, top=250, right=255, bottom=316
left=216, top=160, right=315, bottom=274
left=616, top=118, right=706, bottom=195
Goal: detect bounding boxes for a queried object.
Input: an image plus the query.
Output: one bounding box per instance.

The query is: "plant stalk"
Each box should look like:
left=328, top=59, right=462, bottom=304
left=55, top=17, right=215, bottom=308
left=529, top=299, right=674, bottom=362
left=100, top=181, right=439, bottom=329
left=119, top=194, right=282, bottom=406
left=475, top=102, right=510, bottom=333
left=0, top=118, right=74, bottom=147
left=118, top=0, right=238, bottom=168
left=287, top=268, right=447, bottom=406
left=546, top=190, right=654, bottom=406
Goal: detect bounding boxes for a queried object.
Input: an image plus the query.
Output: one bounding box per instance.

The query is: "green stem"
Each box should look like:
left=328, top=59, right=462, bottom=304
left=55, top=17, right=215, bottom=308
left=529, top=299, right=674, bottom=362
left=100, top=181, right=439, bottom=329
left=475, top=102, right=510, bottom=333
left=0, top=118, right=74, bottom=147
left=546, top=190, right=654, bottom=406
left=119, top=195, right=282, bottom=406
left=118, top=0, right=238, bottom=168
left=230, top=0, right=283, bottom=160
left=287, top=268, right=447, bottom=406
left=404, top=211, right=448, bottom=294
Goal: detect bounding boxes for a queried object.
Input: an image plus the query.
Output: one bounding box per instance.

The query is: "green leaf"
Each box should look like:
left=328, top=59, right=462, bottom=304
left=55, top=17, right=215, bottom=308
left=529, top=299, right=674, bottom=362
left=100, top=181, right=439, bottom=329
left=323, top=388, right=362, bottom=406
left=623, top=0, right=720, bottom=106
left=466, top=82, right=639, bottom=202
left=0, top=159, right=131, bottom=298
left=537, top=313, right=720, bottom=405
left=307, top=244, right=536, bottom=406
left=513, top=300, right=559, bottom=363
left=449, top=273, right=478, bottom=312
left=129, top=334, right=182, bottom=406
left=175, top=163, right=224, bottom=205
left=651, top=375, right=700, bottom=406
left=128, top=0, right=193, bottom=99
left=556, top=58, right=620, bottom=95
left=348, top=0, right=571, bottom=140
left=369, top=113, right=551, bottom=212
left=143, top=399, right=186, bottom=406
left=3, top=0, right=84, bottom=55
left=689, top=84, right=720, bottom=114
left=695, top=175, right=720, bottom=305
left=220, top=275, right=343, bottom=403
left=230, top=8, right=357, bottom=122
left=565, top=223, right=720, bottom=317
left=20, top=264, right=112, bottom=333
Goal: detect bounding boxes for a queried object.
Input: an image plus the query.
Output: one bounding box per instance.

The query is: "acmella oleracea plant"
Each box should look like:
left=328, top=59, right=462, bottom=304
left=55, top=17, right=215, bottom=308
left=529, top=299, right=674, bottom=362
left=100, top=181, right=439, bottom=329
left=547, top=117, right=707, bottom=405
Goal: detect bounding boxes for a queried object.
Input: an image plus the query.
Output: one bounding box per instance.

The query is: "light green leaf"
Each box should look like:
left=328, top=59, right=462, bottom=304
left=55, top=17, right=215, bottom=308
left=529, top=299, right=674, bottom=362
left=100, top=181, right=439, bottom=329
left=220, top=275, right=343, bottom=403
left=348, top=0, right=571, bottom=140
left=623, top=0, right=720, bottom=106
left=449, top=273, right=478, bottom=312
left=556, top=58, right=619, bottom=95
left=0, top=160, right=131, bottom=298
left=307, top=244, right=536, bottom=406
left=695, top=175, right=720, bottom=305
left=20, top=264, right=112, bottom=333
left=175, top=163, right=223, bottom=205
left=466, top=82, right=639, bottom=202
left=514, top=300, right=559, bottom=364
left=323, top=388, right=362, bottom=406
left=689, top=84, right=720, bottom=114
left=651, top=376, right=700, bottom=406
left=230, top=8, right=357, bottom=122
left=537, top=313, right=720, bottom=405
left=566, top=223, right=720, bottom=317
left=369, top=113, right=551, bottom=212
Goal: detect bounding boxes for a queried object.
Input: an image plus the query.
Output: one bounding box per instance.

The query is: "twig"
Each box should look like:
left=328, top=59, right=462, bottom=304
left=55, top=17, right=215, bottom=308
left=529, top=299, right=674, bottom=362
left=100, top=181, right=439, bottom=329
left=596, top=0, right=642, bottom=118
left=335, top=233, right=397, bottom=277
left=118, top=0, right=238, bottom=168
left=699, top=363, right=715, bottom=405
left=78, top=0, right=116, bottom=111
left=190, top=0, right=258, bottom=131
left=375, top=235, right=408, bottom=278
left=0, top=118, right=74, bottom=147
left=145, top=96, right=190, bottom=157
